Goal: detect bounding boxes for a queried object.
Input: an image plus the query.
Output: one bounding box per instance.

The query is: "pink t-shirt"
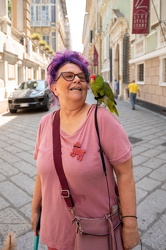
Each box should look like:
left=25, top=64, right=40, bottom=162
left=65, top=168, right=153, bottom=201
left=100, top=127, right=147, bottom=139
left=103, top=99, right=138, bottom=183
left=34, top=105, right=131, bottom=249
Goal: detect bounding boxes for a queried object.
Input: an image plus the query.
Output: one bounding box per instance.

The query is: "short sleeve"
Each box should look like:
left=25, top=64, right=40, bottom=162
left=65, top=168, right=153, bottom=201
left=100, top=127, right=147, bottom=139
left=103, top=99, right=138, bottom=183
left=97, top=107, right=132, bottom=165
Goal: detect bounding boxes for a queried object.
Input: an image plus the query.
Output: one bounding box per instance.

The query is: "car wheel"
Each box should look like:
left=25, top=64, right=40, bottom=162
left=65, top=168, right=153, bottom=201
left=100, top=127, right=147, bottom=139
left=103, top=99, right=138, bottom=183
left=43, top=97, right=50, bottom=111
left=9, top=109, right=17, bottom=113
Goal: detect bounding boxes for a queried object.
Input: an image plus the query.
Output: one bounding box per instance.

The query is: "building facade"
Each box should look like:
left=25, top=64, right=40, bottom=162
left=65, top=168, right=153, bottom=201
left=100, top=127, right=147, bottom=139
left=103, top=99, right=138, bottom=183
left=30, top=0, right=71, bottom=52
left=0, top=0, right=70, bottom=114
left=82, top=0, right=166, bottom=115
left=129, top=0, right=166, bottom=114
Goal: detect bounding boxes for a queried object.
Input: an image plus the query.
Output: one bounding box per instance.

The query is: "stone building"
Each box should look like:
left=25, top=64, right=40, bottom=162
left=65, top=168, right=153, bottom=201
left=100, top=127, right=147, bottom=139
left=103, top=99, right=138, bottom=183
left=82, top=0, right=166, bottom=115
left=30, top=0, right=70, bottom=52
left=129, top=0, right=166, bottom=114
left=83, top=0, right=131, bottom=99
left=0, top=0, right=70, bottom=114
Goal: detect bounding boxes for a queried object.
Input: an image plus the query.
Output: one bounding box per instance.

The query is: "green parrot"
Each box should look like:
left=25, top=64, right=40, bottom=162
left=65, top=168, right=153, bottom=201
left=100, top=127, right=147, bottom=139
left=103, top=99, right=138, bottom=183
left=89, top=74, right=119, bottom=116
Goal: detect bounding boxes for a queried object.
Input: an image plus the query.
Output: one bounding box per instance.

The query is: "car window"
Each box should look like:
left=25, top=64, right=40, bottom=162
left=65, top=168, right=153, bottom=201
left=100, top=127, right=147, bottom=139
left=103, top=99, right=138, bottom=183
left=19, top=82, right=27, bottom=89
left=36, top=81, right=45, bottom=90
left=18, top=81, right=45, bottom=90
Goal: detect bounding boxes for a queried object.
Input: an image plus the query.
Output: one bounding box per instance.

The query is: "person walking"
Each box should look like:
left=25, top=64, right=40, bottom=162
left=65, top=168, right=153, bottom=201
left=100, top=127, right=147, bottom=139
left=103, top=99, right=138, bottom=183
left=31, top=50, right=140, bottom=250
left=127, top=80, right=140, bottom=110
left=114, top=79, right=119, bottom=99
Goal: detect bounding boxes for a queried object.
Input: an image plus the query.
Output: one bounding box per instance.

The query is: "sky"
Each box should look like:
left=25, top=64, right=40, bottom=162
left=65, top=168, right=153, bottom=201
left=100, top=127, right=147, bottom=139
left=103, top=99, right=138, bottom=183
left=66, top=0, right=86, bottom=53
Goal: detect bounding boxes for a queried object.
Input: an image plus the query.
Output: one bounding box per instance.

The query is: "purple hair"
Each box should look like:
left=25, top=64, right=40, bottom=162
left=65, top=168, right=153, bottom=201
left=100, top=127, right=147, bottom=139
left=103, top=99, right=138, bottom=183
left=47, top=50, right=90, bottom=87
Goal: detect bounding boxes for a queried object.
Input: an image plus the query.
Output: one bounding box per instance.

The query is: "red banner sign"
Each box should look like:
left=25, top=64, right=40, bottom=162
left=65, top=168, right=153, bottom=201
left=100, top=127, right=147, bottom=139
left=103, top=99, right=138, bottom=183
left=132, top=0, right=149, bottom=34
left=93, top=46, right=98, bottom=66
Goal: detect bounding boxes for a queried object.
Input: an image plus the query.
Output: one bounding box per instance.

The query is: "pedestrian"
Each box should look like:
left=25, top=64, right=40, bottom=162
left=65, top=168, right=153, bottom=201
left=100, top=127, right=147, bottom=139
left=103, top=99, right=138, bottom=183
left=31, top=50, right=140, bottom=250
left=127, top=80, right=140, bottom=110
left=114, top=79, right=119, bottom=99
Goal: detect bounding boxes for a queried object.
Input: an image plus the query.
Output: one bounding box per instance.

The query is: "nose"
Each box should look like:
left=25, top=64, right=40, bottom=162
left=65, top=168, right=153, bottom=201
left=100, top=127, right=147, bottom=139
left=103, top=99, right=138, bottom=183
left=73, top=74, right=80, bottom=82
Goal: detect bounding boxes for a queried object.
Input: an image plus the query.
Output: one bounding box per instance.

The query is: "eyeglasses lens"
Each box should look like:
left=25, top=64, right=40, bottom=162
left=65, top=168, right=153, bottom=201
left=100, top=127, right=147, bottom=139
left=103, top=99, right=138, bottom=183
left=62, top=72, right=86, bottom=82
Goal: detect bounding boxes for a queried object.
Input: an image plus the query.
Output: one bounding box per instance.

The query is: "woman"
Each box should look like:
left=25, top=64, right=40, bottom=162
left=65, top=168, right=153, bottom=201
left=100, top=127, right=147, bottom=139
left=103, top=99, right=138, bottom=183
left=31, top=50, right=140, bottom=250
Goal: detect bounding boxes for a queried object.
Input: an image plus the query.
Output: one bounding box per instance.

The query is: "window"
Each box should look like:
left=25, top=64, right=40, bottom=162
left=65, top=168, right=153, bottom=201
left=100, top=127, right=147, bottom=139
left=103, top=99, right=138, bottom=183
left=43, top=36, right=49, bottom=44
left=42, top=6, right=49, bottom=21
left=90, top=30, right=93, bottom=43
left=137, top=64, right=144, bottom=81
left=151, top=0, right=166, bottom=27
left=103, top=36, right=109, bottom=61
left=162, top=58, right=166, bottom=82
left=161, top=0, right=166, bottom=22
left=150, top=0, right=159, bottom=27
left=30, top=6, right=34, bottom=21
left=51, top=5, right=56, bottom=22
left=36, top=6, right=42, bottom=21
left=123, top=34, right=130, bottom=84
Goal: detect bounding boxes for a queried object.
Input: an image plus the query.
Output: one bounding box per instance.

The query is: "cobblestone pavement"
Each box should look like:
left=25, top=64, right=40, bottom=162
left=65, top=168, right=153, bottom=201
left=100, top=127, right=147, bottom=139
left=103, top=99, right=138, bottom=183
left=0, top=90, right=166, bottom=250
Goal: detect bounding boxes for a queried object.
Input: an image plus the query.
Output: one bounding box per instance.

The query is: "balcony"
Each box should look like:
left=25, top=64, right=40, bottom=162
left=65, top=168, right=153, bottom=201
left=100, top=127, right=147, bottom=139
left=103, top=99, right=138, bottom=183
left=30, top=21, right=51, bottom=27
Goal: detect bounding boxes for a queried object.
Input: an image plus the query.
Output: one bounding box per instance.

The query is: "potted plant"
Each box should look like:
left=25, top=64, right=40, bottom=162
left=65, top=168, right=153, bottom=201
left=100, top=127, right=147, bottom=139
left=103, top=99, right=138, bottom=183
left=30, top=33, right=41, bottom=44
left=44, top=45, right=50, bottom=51
left=48, top=49, right=54, bottom=54
left=38, top=40, right=47, bottom=50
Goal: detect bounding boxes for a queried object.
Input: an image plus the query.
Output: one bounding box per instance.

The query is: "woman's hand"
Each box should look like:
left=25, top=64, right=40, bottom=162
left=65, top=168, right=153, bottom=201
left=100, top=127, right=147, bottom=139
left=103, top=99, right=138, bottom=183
left=31, top=173, right=42, bottom=235
left=122, top=218, right=140, bottom=249
left=31, top=208, right=41, bottom=235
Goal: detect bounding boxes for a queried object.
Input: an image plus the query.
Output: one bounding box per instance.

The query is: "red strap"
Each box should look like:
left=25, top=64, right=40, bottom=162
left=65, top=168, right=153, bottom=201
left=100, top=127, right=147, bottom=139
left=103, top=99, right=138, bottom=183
left=52, top=110, right=74, bottom=208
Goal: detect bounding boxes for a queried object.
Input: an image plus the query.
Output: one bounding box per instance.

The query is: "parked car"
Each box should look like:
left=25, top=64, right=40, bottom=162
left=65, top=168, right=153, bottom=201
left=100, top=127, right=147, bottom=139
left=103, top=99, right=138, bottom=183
left=8, top=80, right=54, bottom=113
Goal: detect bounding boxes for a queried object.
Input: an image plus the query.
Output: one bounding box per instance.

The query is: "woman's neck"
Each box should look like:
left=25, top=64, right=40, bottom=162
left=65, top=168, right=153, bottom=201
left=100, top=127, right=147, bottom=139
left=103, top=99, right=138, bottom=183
left=59, top=103, right=90, bottom=135
left=59, top=102, right=88, bottom=117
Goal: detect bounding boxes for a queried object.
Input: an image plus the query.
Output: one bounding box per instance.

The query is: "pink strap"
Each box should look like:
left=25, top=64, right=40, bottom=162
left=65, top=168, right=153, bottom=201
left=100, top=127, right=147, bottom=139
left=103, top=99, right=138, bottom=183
left=105, top=215, right=116, bottom=250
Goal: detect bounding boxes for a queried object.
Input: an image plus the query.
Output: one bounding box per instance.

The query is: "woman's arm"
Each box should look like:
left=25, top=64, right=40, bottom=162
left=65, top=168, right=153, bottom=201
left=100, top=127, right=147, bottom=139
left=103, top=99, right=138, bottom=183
left=113, top=157, right=140, bottom=250
left=31, top=173, right=42, bottom=234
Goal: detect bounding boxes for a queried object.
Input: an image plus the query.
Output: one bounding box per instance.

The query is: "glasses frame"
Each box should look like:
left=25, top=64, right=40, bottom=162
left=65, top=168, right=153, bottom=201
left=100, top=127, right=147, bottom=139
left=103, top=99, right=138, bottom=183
left=55, top=72, right=87, bottom=82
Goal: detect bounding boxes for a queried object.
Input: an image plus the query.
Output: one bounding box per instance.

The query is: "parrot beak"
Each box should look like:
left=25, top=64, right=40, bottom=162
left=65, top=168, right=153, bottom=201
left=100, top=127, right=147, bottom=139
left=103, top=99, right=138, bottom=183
left=90, top=74, right=96, bottom=84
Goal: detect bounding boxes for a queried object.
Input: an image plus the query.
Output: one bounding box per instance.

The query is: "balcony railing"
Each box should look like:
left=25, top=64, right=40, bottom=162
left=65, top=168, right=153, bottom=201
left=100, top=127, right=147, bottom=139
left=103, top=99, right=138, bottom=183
left=30, top=21, right=51, bottom=27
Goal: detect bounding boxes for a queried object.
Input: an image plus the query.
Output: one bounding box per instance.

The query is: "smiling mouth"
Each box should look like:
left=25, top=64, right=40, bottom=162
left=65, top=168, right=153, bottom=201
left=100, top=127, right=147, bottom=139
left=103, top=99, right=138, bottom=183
left=70, top=87, right=82, bottom=91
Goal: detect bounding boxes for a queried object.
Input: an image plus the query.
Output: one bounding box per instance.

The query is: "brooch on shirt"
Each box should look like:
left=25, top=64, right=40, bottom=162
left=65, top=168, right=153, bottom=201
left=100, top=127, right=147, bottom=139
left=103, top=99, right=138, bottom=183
left=70, top=142, right=86, bottom=161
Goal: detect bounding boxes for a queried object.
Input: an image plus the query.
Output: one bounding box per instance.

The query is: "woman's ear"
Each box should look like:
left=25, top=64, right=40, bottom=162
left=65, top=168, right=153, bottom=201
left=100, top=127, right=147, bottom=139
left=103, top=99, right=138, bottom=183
left=51, top=84, right=58, bottom=96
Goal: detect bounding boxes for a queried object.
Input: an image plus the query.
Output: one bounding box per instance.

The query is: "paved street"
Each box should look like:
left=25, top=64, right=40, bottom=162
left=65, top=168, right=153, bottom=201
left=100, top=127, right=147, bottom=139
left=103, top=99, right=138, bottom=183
left=0, top=90, right=166, bottom=250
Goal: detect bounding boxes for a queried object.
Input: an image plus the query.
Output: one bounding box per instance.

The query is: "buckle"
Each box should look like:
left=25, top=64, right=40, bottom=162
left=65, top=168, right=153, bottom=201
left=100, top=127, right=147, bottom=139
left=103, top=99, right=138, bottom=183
left=61, top=190, right=70, bottom=198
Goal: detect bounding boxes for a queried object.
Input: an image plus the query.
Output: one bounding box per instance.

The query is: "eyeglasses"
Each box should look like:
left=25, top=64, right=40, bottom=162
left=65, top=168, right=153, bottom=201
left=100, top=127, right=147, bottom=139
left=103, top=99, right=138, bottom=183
left=55, top=72, right=87, bottom=82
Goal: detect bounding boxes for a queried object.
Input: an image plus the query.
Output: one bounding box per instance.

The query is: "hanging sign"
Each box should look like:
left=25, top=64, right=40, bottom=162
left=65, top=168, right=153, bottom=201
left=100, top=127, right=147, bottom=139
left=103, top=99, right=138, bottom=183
left=132, top=0, right=150, bottom=34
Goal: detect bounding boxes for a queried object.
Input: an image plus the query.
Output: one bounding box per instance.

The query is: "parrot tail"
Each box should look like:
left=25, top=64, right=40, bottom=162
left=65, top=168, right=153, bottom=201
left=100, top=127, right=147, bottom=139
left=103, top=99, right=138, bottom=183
left=104, top=98, right=119, bottom=116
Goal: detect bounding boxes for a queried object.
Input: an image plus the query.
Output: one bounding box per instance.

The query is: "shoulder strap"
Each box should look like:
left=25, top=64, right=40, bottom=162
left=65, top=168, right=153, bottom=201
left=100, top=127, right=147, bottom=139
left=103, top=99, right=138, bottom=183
left=94, top=105, right=119, bottom=204
left=94, top=105, right=107, bottom=176
left=52, top=110, right=74, bottom=208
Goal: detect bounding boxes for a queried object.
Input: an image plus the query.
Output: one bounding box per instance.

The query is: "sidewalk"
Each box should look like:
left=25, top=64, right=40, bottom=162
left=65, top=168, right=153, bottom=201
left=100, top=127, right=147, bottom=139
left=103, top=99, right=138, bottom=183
left=0, top=90, right=166, bottom=249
